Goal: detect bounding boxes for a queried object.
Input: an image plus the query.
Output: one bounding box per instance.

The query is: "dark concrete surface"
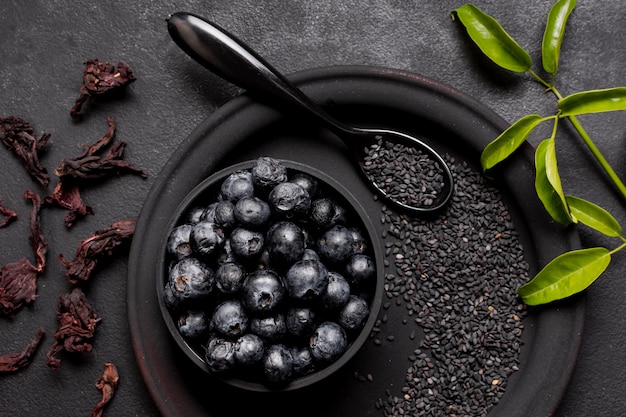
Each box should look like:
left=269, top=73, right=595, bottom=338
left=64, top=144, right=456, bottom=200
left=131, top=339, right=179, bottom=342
left=1, top=1, right=624, bottom=416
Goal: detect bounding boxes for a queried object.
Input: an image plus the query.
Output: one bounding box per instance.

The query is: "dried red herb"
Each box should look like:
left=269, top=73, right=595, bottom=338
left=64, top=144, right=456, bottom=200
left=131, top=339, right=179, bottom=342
left=46, top=116, right=146, bottom=227
left=0, top=327, right=45, bottom=374
left=0, top=116, right=50, bottom=187
left=0, top=200, right=18, bottom=227
left=59, top=218, right=136, bottom=285
left=71, top=59, right=136, bottom=119
left=45, top=181, right=94, bottom=228
left=0, top=191, right=47, bottom=316
left=91, top=363, right=120, bottom=417
left=54, top=116, right=147, bottom=181
left=46, top=287, right=101, bottom=370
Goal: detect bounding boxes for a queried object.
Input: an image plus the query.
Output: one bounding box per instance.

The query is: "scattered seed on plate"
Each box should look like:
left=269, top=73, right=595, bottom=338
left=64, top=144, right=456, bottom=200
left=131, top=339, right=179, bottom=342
left=372, top=155, right=529, bottom=417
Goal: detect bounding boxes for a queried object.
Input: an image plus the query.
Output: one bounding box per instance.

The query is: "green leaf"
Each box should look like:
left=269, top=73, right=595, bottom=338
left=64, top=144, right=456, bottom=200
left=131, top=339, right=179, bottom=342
left=566, top=195, right=623, bottom=237
left=542, top=0, right=576, bottom=75
left=481, top=114, right=544, bottom=172
left=558, top=87, right=626, bottom=116
left=535, top=138, right=574, bottom=224
left=518, top=247, right=610, bottom=305
left=451, top=4, right=532, bottom=72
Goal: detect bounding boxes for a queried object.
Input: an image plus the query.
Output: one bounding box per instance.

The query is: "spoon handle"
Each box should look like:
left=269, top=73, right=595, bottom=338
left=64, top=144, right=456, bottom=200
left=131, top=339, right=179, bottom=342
left=167, top=12, right=352, bottom=135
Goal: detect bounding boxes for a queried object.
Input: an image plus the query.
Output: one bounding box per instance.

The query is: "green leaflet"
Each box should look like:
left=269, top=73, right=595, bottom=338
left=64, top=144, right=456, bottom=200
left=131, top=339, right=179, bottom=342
left=559, top=87, right=626, bottom=116
left=481, top=114, right=544, bottom=172
left=518, top=247, right=610, bottom=305
left=451, top=4, right=532, bottom=72
left=535, top=138, right=574, bottom=224
left=566, top=195, right=623, bottom=237
left=542, top=0, right=576, bottom=75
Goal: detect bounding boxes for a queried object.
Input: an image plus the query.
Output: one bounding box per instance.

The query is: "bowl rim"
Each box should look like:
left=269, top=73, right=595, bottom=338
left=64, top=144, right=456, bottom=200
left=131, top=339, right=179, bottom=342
left=155, top=158, right=385, bottom=392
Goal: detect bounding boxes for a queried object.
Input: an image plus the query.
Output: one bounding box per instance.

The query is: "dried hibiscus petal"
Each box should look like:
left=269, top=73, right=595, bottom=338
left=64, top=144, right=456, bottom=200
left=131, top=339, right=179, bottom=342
left=54, top=116, right=147, bottom=181
left=0, top=116, right=50, bottom=187
left=0, top=327, right=45, bottom=374
left=0, top=200, right=18, bottom=227
left=92, top=363, right=120, bottom=417
left=46, top=287, right=101, bottom=370
left=45, top=181, right=94, bottom=228
left=59, top=218, right=136, bottom=285
left=0, top=191, right=47, bottom=316
left=71, top=59, right=136, bottom=119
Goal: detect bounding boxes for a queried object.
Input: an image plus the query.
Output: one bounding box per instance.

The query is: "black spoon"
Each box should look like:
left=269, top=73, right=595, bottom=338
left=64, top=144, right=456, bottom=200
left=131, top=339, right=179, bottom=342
left=167, top=12, right=454, bottom=214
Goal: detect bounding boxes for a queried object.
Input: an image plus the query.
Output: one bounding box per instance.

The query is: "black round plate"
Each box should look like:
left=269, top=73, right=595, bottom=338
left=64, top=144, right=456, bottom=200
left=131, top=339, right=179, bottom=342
left=128, top=65, right=584, bottom=417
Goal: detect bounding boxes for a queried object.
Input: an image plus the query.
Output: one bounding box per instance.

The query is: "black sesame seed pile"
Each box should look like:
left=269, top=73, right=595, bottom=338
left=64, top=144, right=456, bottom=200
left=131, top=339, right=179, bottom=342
left=373, top=156, right=529, bottom=417
left=362, top=137, right=446, bottom=208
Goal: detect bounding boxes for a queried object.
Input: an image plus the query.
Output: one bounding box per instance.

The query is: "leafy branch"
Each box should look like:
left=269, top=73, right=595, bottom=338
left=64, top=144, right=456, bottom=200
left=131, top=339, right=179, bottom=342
left=451, top=0, right=626, bottom=306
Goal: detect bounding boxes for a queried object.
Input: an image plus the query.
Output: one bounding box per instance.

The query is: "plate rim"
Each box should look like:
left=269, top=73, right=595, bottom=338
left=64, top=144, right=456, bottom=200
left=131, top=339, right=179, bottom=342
left=128, top=64, right=585, bottom=417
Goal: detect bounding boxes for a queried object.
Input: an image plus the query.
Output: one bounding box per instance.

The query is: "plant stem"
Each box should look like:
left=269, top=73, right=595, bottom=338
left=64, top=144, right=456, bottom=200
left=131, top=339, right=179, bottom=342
left=528, top=69, right=626, bottom=201
left=609, top=241, right=626, bottom=256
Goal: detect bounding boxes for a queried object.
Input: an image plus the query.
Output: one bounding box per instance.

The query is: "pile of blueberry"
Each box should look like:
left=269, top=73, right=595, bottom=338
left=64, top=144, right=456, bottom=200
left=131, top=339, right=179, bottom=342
left=162, top=157, right=377, bottom=388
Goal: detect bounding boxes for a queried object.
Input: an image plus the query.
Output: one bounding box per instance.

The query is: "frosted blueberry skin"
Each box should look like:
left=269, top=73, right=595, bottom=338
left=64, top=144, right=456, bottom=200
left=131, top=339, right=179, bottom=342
left=286, top=307, right=317, bottom=338
left=309, top=321, right=348, bottom=363
left=291, top=346, right=316, bottom=377
left=229, top=227, right=265, bottom=260
left=251, top=156, right=288, bottom=193
left=167, top=257, right=214, bottom=304
left=205, top=336, right=236, bottom=373
left=290, top=172, right=319, bottom=198
left=268, top=182, right=311, bottom=217
left=266, top=221, right=305, bottom=268
left=337, top=295, right=370, bottom=331
left=214, top=200, right=236, bottom=230
left=177, top=309, right=210, bottom=339
left=263, top=344, right=294, bottom=385
left=320, top=271, right=351, bottom=310
left=210, top=299, right=249, bottom=338
left=166, top=224, right=194, bottom=260
left=190, top=221, right=225, bottom=258
left=250, top=313, right=287, bottom=341
left=219, top=170, right=255, bottom=202
left=317, top=224, right=355, bottom=265
left=345, top=254, right=376, bottom=288
left=285, top=259, right=329, bottom=301
left=241, top=269, right=286, bottom=314
left=215, top=262, right=246, bottom=294
left=234, top=333, right=265, bottom=366
left=234, top=196, right=271, bottom=229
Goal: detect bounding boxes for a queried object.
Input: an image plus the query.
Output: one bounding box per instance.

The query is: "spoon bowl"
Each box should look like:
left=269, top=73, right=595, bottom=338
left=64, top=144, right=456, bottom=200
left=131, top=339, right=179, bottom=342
left=167, top=12, right=454, bottom=214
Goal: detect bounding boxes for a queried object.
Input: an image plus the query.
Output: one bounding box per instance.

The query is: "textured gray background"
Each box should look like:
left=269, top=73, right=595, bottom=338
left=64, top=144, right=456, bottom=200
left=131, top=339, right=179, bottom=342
left=1, top=0, right=625, bottom=416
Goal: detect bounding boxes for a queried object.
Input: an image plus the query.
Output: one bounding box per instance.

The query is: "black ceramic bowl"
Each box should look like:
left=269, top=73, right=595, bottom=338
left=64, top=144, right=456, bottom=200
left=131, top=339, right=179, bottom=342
left=156, top=158, right=384, bottom=392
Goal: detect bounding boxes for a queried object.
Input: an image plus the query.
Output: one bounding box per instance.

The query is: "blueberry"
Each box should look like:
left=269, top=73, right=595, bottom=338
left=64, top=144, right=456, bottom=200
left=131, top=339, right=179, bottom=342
left=215, top=262, right=246, bottom=294
left=320, top=271, right=351, bottom=310
left=166, top=224, right=193, bottom=260
left=338, top=295, right=370, bottom=331
left=251, top=156, right=288, bottom=193
left=266, top=221, right=305, bottom=268
left=205, top=336, right=236, bottom=373
left=317, top=224, right=355, bottom=265
left=286, top=307, right=317, bottom=338
left=301, top=248, right=320, bottom=262
left=167, top=257, right=214, bottom=303
left=309, top=321, right=348, bottom=363
left=219, top=170, right=254, bottom=202
left=215, top=239, right=235, bottom=265
left=345, top=254, right=376, bottom=288
left=263, top=344, right=293, bottom=385
left=290, top=172, right=318, bottom=198
left=186, top=206, right=206, bottom=224
left=234, top=333, right=265, bottom=365
left=234, top=196, right=271, bottom=229
left=177, top=309, right=209, bottom=339
left=200, top=202, right=218, bottom=223
left=250, top=313, right=287, bottom=341
left=162, top=280, right=181, bottom=309
left=214, top=200, right=236, bottom=230
left=210, top=300, right=249, bottom=337
left=241, top=269, right=285, bottom=313
left=229, top=228, right=265, bottom=260
left=268, top=182, right=311, bottom=217
left=348, top=227, right=368, bottom=254
left=285, top=259, right=329, bottom=301
left=291, top=346, right=316, bottom=376
left=309, top=198, right=340, bottom=229
left=191, top=221, right=225, bottom=257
